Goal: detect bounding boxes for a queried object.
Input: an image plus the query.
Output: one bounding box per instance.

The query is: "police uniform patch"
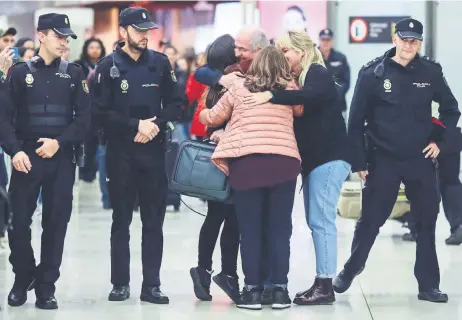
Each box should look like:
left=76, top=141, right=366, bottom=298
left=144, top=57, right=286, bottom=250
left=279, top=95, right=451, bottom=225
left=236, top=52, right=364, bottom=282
left=422, top=56, right=440, bottom=66
left=170, top=70, right=177, bottom=82
left=25, top=73, right=34, bottom=85
left=82, top=80, right=89, bottom=93
left=363, top=57, right=380, bottom=69
left=121, top=79, right=129, bottom=91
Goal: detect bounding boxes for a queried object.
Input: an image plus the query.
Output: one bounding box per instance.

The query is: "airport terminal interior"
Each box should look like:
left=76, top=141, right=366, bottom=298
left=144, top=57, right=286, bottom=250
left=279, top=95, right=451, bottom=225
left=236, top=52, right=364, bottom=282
left=0, top=177, right=460, bottom=320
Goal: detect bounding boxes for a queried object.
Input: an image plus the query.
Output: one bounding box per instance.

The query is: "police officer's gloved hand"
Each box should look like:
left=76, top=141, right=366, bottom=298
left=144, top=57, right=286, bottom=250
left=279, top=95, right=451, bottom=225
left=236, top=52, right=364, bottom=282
left=194, top=65, right=223, bottom=87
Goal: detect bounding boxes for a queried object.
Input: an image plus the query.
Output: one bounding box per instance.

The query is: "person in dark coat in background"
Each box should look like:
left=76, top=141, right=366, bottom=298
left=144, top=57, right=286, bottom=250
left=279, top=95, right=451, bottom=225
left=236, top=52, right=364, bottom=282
left=318, top=28, right=350, bottom=120
left=74, top=38, right=106, bottom=183
left=163, top=44, right=189, bottom=142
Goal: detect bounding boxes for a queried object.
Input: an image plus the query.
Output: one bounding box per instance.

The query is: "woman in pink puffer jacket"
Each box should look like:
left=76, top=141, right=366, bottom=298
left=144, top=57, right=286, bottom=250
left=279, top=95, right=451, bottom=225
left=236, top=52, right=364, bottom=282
left=200, top=45, right=302, bottom=310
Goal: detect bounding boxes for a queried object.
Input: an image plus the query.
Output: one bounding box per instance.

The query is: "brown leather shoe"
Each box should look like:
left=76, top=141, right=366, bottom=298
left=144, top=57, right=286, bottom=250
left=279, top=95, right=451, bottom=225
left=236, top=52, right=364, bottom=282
left=293, top=278, right=335, bottom=305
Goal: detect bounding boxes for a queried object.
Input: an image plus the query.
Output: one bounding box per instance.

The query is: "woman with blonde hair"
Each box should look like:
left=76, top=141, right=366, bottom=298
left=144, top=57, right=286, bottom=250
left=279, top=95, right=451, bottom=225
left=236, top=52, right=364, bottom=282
left=200, top=45, right=303, bottom=310
left=243, top=30, right=351, bottom=306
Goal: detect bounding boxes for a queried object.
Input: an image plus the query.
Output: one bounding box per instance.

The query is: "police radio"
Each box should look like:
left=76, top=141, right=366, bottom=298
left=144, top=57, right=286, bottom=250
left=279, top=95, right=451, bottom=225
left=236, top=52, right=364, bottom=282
left=73, top=143, right=85, bottom=167
left=110, top=51, right=120, bottom=79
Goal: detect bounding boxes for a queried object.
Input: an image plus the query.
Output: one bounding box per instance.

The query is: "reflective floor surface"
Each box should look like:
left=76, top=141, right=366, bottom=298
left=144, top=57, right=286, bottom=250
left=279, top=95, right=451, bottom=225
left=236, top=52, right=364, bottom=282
left=0, top=177, right=461, bottom=320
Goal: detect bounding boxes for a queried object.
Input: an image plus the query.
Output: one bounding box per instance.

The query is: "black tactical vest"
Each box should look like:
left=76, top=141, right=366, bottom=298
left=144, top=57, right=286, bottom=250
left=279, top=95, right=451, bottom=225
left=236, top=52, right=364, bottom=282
left=16, top=59, right=74, bottom=140
left=111, top=50, right=162, bottom=121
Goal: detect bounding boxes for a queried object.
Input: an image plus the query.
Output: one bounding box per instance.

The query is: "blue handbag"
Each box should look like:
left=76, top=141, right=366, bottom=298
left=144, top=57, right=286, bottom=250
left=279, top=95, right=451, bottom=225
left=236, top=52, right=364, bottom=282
left=169, top=139, right=232, bottom=203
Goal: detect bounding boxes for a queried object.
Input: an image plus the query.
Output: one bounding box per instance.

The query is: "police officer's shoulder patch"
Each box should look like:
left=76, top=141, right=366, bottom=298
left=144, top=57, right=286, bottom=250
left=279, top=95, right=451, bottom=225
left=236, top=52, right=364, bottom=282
left=422, top=56, right=440, bottom=65
left=69, top=62, right=83, bottom=69
left=12, top=61, right=26, bottom=68
left=97, top=56, right=106, bottom=65
left=152, top=50, right=168, bottom=59
left=421, top=56, right=442, bottom=72
left=362, top=57, right=380, bottom=70
left=10, top=61, right=27, bottom=78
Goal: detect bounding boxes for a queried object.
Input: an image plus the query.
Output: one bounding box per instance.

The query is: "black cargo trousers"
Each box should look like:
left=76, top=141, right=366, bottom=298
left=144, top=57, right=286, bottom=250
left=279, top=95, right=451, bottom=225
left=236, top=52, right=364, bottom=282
left=8, top=141, right=75, bottom=298
left=344, top=150, right=441, bottom=292
left=106, top=139, right=168, bottom=288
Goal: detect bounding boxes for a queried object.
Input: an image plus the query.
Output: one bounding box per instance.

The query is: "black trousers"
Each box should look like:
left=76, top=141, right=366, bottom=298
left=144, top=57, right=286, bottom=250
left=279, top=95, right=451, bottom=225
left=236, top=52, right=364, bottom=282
left=8, top=142, right=75, bottom=297
left=233, top=179, right=296, bottom=286
left=198, top=201, right=239, bottom=277
left=344, top=151, right=440, bottom=292
left=407, top=152, right=462, bottom=234
left=107, top=141, right=167, bottom=287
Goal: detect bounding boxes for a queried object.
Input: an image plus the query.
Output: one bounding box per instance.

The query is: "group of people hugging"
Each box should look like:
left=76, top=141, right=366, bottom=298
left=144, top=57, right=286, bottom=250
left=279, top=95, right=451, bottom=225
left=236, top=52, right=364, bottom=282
left=188, top=28, right=351, bottom=310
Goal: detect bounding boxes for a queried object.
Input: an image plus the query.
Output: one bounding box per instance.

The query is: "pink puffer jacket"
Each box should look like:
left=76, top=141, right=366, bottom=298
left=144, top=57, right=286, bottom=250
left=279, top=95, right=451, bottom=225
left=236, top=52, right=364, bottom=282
left=199, top=75, right=303, bottom=175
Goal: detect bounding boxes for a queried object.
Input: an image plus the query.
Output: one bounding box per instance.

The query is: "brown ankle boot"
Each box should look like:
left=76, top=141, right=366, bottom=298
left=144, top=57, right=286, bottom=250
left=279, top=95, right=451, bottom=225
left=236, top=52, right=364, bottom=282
left=293, top=278, right=335, bottom=305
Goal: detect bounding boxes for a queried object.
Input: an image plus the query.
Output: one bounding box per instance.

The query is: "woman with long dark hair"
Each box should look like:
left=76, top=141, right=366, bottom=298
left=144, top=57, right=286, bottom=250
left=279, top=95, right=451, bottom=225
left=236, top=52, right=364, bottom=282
left=74, top=38, right=106, bottom=77
left=189, top=34, right=242, bottom=304
left=74, top=38, right=106, bottom=186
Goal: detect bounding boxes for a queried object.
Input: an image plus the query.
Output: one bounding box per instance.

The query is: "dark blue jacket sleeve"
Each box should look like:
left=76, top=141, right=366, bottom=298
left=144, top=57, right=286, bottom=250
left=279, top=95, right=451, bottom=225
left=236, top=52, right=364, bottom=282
left=269, top=65, right=337, bottom=108
left=56, top=66, right=91, bottom=147
left=194, top=65, right=223, bottom=87
left=347, top=69, right=371, bottom=172
left=156, top=58, right=183, bottom=128
left=433, top=67, right=460, bottom=129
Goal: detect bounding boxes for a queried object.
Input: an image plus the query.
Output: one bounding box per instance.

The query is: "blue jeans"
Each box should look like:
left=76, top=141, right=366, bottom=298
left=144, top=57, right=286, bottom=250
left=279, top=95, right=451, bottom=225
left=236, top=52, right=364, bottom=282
left=303, top=160, right=351, bottom=278
left=96, top=145, right=110, bottom=208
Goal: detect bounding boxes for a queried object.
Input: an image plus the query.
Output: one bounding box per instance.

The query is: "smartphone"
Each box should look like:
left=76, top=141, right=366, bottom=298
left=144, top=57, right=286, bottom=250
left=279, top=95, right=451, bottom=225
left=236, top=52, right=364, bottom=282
left=10, top=47, right=19, bottom=60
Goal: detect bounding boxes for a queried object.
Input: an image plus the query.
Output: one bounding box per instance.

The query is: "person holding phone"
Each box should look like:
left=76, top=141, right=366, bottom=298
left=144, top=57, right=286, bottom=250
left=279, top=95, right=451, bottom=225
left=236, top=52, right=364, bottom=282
left=0, top=27, right=16, bottom=77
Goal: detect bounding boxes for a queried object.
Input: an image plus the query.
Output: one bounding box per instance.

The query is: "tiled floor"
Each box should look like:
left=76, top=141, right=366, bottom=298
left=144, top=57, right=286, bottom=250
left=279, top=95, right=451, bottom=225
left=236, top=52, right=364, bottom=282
left=0, top=178, right=460, bottom=319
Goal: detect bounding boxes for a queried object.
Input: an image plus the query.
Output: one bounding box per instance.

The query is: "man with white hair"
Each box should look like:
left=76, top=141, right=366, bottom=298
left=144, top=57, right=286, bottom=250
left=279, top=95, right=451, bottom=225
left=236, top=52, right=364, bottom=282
left=234, top=27, right=269, bottom=62
left=195, top=26, right=270, bottom=85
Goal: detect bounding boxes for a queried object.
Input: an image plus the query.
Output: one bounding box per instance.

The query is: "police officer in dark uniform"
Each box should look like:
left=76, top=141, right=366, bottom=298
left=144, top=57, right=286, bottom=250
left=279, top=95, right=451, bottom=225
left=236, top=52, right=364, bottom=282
left=92, top=7, right=182, bottom=304
left=0, top=13, right=90, bottom=309
left=318, top=28, right=350, bottom=117
left=334, top=18, right=460, bottom=303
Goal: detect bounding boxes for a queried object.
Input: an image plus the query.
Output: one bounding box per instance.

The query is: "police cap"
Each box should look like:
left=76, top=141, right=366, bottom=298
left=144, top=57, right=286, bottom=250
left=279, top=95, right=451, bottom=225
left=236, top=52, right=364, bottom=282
left=319, top=28, right=334, bottom=39
left=37, top=13, right=77, bottom=39
left=0, top=27, right=17, bottom=38
left=119, top=7, right=158, bottom=31
left=395, top=18, right=423, bottom=41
